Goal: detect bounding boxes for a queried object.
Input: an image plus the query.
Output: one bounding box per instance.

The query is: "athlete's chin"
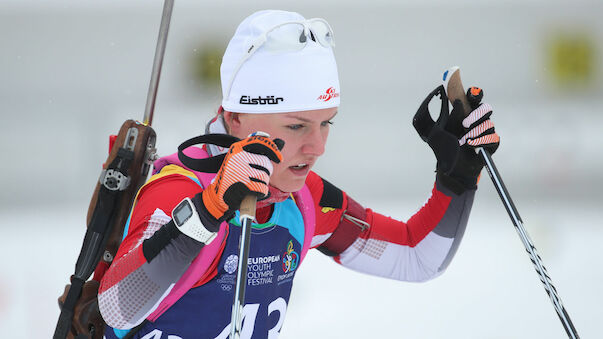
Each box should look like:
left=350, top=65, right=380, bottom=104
left=271, top=174, right=308, bottom=193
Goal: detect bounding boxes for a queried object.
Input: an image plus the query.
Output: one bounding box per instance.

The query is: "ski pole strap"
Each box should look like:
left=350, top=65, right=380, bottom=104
left=177, top=134, right=240, bottom=173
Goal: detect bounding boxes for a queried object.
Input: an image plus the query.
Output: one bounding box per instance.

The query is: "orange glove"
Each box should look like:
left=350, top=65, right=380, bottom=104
left=201, top=133, right=284, bottom=221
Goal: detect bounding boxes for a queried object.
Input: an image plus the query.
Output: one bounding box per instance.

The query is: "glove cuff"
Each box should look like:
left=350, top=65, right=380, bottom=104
left=436, top=171, right=477, bottom=196
left=202, top=188, right=228, bottom=221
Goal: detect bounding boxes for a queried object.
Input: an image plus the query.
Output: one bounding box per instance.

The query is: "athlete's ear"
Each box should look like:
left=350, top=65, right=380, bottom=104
left=223, top=111, right=241, bottom=136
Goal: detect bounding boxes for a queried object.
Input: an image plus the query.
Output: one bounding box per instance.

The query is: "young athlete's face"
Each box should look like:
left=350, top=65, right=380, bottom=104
left=226, top=107, right=337, bottom=193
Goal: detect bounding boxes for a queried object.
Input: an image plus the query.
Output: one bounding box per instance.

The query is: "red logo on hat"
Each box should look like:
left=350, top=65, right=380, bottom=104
left=317, top=87, right=340, bottom=102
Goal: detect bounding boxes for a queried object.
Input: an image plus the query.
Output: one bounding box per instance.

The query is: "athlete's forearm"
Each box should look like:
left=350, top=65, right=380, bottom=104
left=98, top=209, right=203, bottom=330
left=428, top=175, right=475, bottom=273
left=337, top=177, right=475, bottom=282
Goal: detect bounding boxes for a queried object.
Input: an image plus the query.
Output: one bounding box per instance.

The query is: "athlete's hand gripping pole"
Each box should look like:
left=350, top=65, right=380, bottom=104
left=208, top=133, right=284, bottom=339
left=442, top=66, right=580, bottom=339
left=178, top=131, right=284, bottom=339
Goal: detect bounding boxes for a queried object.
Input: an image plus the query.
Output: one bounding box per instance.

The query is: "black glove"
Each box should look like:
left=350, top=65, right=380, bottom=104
left=413, top=85, right=500, bottom=194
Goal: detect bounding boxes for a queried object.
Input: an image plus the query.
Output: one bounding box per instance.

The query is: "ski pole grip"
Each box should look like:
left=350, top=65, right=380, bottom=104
left=239, top=195, right=257, bottom=220
left=442, top=66, right=471, bottom=116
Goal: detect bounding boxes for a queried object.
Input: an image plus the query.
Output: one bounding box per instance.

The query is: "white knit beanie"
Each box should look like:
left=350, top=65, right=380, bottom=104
left=220, top=10, right=340, bottom=113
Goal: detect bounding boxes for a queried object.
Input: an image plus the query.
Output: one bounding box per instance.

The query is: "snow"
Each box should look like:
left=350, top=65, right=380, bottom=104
left=1, top=199, right=599, bottom=338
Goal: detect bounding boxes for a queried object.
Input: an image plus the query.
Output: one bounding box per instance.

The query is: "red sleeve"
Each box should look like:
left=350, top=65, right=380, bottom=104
left=305, top=171, right=474, bottom=282
left=306, top=171, right=453, bottom=252
left=363, top=184, right=452, bottom=247
left=99, top=173, right=203, bottom=294
left=114, top=174, right=202, bottom=263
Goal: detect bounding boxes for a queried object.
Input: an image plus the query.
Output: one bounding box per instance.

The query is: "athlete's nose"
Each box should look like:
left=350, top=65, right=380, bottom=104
left=301, top=127, right=326, bottom=156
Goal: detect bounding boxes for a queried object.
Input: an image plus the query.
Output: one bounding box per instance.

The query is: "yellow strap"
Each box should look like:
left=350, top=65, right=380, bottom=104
left=145, top=164, right=198, bottom=185
left=127, top=164, right=201, bottom=223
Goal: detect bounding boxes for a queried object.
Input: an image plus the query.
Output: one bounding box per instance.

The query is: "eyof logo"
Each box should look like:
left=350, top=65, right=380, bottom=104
left=282, top=240, right=299, bottom=273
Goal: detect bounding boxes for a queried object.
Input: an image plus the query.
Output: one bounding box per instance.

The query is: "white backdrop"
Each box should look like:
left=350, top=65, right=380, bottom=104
left=0, top=1, right=601, bottom=338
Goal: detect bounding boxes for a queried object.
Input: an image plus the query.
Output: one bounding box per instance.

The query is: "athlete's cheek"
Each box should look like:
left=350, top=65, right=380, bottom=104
left=271, top=162, right=283, bottom=177
left=276, top=142, right=295, bottom=164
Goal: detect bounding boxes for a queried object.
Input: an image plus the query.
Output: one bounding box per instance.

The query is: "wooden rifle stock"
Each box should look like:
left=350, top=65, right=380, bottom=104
left=56, top=121, right=156, bottom=339
left=55, top=0, right=174, bottom=337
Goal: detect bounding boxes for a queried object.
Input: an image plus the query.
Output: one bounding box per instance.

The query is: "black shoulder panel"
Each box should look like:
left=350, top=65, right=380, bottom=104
left=319, top=178, right=343, bottom=209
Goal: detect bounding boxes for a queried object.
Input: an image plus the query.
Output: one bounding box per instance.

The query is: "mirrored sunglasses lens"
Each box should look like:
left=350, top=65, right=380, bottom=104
left=263, top=23, right=306, bottom=52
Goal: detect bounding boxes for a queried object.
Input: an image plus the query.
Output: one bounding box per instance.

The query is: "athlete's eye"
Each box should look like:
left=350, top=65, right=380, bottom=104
left=286, top=124, right=304, bottom=131
left=321, top=120, right=334, bottom=127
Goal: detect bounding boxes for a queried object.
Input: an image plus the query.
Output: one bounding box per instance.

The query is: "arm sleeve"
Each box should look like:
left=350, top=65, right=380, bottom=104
left=98, top=174, right=220, bottom=330
left=308, top=171, right=475, bottom=283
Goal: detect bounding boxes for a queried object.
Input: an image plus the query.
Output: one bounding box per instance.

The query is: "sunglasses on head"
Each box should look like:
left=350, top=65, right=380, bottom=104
left=225, top=18, right=335, bottom=100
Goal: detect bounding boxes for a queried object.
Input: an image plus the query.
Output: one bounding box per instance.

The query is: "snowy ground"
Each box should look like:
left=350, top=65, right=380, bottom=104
left=1, top=197, right=599, bottom=338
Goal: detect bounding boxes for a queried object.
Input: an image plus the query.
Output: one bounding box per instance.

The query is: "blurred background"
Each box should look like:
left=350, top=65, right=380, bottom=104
left=1, top=0, right=601, bottom=338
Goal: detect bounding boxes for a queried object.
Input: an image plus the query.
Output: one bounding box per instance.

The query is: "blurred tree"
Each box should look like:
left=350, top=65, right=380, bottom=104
left=547, top=30, right=597, bottom=88
left=191, top=42, right=225, bottom=94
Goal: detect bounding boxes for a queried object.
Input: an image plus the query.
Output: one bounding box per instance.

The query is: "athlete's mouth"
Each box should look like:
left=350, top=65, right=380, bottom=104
left=290, top=163, right=308, bottom=170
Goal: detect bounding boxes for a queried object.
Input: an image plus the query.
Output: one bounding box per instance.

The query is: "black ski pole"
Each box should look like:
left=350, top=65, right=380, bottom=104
left=442, top=66, right=580, bottom=339
left=230, top=195, right=257, bottom=339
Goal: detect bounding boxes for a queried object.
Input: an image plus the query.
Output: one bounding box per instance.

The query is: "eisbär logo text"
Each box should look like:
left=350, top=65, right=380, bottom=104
left=240, top=95, right=284, bottom=105
left=317, top=87, right=339, bottom=101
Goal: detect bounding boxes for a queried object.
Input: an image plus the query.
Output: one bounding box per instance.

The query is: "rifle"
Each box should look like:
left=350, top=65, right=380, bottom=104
left=54, top=1, right=174, bottom=338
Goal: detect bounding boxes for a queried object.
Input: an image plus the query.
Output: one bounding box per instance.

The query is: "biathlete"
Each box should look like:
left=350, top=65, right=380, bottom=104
left=98, top=9, right=500, bottom=339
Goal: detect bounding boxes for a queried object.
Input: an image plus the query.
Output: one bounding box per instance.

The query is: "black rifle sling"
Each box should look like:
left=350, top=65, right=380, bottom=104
left=54, top=147, right=134, bottom=339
